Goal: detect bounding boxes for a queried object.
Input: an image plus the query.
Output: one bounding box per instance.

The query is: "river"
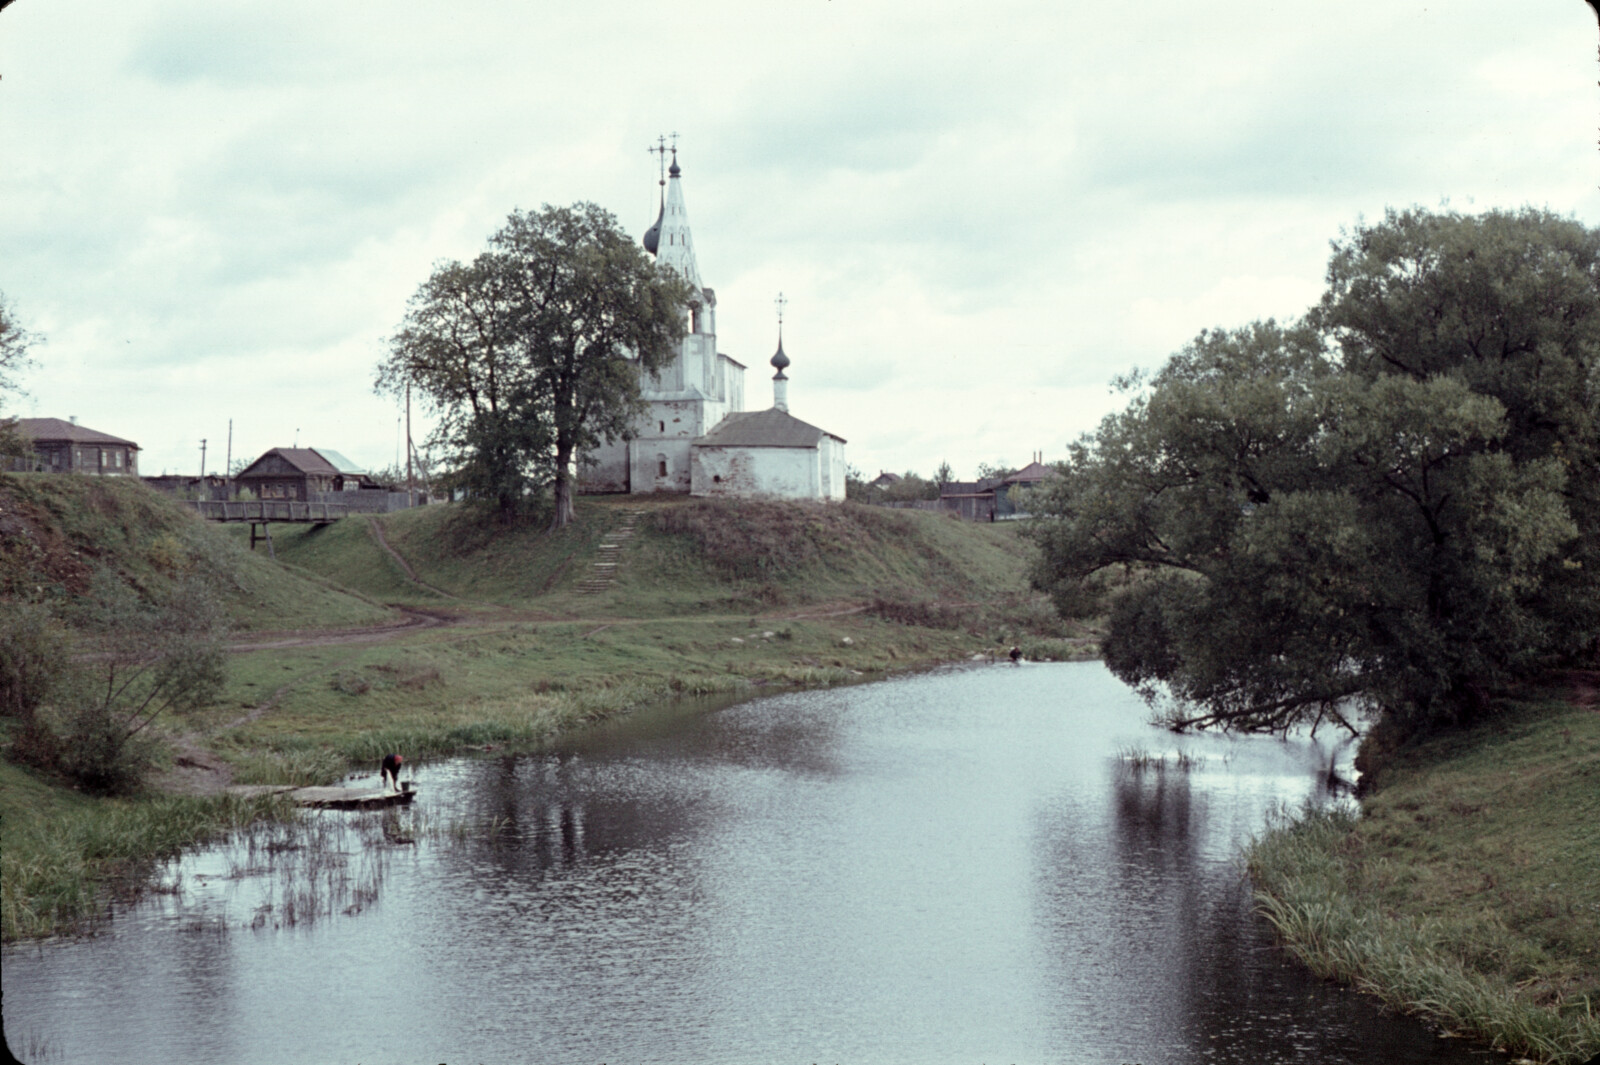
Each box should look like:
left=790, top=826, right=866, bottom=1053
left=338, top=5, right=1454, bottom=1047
left=2, top=662, right=1496, bottom=1064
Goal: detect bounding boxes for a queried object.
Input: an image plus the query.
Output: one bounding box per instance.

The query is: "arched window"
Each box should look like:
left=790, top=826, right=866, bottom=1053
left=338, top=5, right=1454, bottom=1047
left=656, top=454, right=668, bottom=478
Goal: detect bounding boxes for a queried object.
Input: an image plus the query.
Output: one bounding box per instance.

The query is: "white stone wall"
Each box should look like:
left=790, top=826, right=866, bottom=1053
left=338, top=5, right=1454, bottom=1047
left=691, top=446, right=821, bottom=500
left=818, top=436, right=847, bottom=502
left=581, top=438, right=631, bottom=493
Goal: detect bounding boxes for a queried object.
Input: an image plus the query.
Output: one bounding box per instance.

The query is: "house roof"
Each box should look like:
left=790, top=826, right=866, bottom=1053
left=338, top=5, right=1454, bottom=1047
left=313, top=449, right=366, bottom=475
left=869, top=471, right=902, bottom=486
left=237, top=447, right=341, bottom=478
left=693, top=407, right=846, bottom=448
left=16, top=418, right=139, bottom=448
left=1000, top=461, right=1056, bottom=486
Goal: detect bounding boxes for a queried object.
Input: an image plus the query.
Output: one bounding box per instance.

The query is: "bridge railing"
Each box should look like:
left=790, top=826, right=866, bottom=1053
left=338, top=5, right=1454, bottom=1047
left=184, top=500, right=349, bottom=523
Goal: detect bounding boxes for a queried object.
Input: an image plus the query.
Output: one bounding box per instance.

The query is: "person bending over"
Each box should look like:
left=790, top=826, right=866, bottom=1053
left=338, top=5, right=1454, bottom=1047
left=380, top=753, right=404, bottom=792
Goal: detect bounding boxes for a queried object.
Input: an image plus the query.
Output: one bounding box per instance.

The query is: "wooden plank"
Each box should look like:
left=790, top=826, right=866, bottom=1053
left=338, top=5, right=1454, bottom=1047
left=223, top=784, right=417, bottom=809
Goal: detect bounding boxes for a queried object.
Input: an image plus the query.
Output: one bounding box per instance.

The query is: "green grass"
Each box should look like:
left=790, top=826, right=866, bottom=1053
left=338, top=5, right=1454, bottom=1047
left=197, top=612, right=1001, bottom=785
left=267, top=496, right=1041, bottom=619
left=0, top=757, right=297, bottom=940
left=1247, top=691, right=1600, bottom=1063
left=1, top=473, right=393, bottom=631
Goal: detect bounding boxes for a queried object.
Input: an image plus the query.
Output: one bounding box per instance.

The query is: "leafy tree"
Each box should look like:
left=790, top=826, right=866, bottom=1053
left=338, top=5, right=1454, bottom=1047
left=844, top=463, right=871, bottom=502
left=493, top=205, right=693, bottom=527
left=934, top=461, right=954, bottom=486
left=379, top=204, right=692, bottom=526
left=879, top=471, right=940, bottom=503
left=4, top=572, right=230, bottom=793
left=1311, top=207, right=1600, bottom=668
left=1, top=292, right=40, bottom=459
left=1029, top=208, right=1599, bottom=738
left=379, top=255, right=549, bottom=520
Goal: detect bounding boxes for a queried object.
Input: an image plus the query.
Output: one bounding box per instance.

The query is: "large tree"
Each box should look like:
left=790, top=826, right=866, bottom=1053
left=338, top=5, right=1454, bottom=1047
left=379, top=203, right=692, bottom=525
left=1029, top=209, right=1599, bottom=737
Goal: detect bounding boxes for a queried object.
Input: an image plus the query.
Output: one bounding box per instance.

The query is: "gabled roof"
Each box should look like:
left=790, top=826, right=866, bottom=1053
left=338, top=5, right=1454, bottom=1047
left=693, top=407, right=846, bottom=448
left=237, top=447, right=341, bottom=478
left=16, top=418, right=139, bottom=448
left=1001, top=461, right=1057, bottom=486
left=313, top=449, right=366, bottom=475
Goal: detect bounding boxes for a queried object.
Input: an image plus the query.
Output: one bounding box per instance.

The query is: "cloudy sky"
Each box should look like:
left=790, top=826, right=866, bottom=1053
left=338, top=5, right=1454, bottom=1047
left=2, top=1, right=1596, bottom=480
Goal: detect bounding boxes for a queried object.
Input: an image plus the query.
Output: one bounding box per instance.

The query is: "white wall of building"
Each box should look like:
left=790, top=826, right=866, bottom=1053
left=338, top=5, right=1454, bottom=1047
left=690, top=446, right=822, bottom=500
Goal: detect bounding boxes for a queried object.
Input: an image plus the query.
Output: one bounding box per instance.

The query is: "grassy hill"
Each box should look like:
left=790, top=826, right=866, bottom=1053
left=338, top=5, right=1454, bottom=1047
left=264, top=494, right=1039, bottom=618
left=0, top=474, right=394, bottom=631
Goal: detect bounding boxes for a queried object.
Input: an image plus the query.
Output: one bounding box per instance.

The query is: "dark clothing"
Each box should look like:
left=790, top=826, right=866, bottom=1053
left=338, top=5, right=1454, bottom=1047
left=380, top=753, right=403, bottom=791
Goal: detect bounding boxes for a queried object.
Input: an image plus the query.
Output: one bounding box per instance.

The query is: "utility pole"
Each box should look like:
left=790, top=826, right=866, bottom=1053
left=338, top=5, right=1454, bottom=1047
left=406, top=384, right=414, bottom=508
left=224, top=419, right=233, bottom=500
left=199, top=438, right=207, bottom=480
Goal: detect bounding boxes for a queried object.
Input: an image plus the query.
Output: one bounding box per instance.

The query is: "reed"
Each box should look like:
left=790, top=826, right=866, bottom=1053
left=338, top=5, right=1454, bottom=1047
left=1248, top=806, right=1600, bottom=1064
left=2, top=791, right=295, bottom=940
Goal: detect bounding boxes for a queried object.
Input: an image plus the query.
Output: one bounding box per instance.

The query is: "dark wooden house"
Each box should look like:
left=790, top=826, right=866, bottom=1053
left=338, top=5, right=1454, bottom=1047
left=233, top=448, right=374, bottom=501
left=6, top=418, right=140, bottom=476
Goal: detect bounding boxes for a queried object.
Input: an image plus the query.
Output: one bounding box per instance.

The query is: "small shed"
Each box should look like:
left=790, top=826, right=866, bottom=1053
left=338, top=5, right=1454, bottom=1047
left=7, top=418, right=139, bottom=475
left=234, top=448, right=374, bottom=501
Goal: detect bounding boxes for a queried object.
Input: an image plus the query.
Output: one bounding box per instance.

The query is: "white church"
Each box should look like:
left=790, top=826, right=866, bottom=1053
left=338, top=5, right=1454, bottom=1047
left=580, top=146, right=847, bottom=502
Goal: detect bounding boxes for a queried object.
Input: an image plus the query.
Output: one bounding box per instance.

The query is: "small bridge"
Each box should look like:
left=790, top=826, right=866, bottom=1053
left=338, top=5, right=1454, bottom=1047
left=184, top=500, right=349, bottom=555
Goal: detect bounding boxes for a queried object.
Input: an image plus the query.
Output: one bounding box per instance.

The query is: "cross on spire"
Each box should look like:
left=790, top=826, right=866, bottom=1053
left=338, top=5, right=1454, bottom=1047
left=647, top=134, right=677, bottom=186
left=774, top=291, right=787, bottom=336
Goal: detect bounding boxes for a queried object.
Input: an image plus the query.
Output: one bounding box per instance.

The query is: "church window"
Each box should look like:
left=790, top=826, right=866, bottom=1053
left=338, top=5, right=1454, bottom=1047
left=656, top=455, right=668, bottom=478
left=659, top=421, right=665, bottom=433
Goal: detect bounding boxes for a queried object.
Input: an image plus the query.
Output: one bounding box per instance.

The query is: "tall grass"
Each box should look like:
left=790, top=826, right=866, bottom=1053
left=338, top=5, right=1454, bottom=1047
left=1248, top=806, right=1600, bottom=1064
left=2, top=792, right=297, bottom=940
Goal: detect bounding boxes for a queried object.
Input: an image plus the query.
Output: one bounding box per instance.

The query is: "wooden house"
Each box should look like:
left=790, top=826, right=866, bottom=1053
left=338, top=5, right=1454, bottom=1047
left=6, top=418, right=140, bottom=476
left=233, top=448, right=374, bottom=501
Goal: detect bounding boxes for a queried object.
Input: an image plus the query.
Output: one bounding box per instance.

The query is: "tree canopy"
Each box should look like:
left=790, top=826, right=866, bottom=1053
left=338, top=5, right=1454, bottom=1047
left=378, top=203, right=694, bottom=525
left=1028, top=208, right=1600, bottom=737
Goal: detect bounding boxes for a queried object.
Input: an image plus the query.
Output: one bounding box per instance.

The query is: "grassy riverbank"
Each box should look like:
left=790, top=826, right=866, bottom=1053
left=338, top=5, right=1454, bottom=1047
left=0, top=756, right=297, bottom=940
left=1247, top=683, right=1600, bottom=1064
left=2, top=479, right=1091, bottom=940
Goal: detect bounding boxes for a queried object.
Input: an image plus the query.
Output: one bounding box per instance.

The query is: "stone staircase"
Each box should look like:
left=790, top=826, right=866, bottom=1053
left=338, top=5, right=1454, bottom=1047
left=576, top=508, right=645, bottom=594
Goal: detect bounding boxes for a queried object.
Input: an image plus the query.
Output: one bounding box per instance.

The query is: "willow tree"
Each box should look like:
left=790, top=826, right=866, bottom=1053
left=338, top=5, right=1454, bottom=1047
left=1029, top=209, right=1599, bottom=738
left=379, top=203, right=692, bottom=525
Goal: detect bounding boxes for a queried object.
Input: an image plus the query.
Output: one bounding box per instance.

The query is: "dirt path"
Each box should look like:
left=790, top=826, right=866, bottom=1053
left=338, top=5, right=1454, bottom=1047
left=365, top=516, right=458, bottom=599
left=228, top=606, right=457, bottom=652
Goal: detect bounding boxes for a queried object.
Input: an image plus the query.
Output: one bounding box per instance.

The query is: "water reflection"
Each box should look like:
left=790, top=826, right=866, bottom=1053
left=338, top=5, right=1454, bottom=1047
left=4, top=663, right=1498, bottom=1065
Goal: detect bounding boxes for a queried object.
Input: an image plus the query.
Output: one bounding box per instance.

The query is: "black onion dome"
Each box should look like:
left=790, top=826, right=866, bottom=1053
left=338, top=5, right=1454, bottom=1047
left=770, top=336, right=790, bottom=371
left=668, top=154, right=681, bottom=178
left=642, top=201, right=663, bottom=255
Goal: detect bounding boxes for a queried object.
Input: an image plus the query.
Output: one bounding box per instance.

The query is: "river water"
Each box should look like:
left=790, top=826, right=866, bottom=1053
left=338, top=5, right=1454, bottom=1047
left=3, top=662, right=1496, bottom=1065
